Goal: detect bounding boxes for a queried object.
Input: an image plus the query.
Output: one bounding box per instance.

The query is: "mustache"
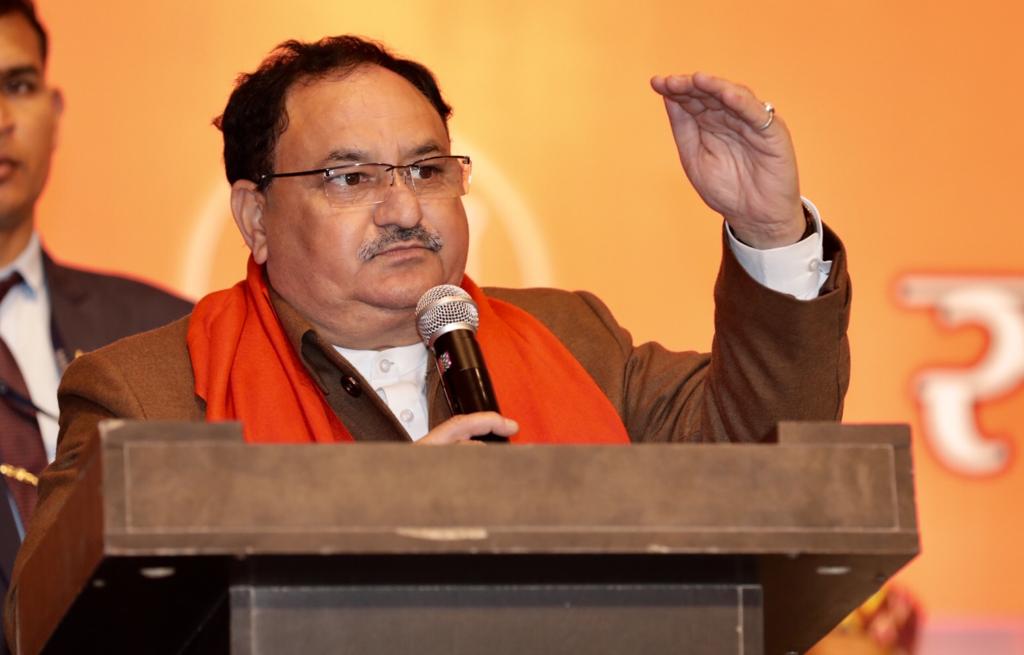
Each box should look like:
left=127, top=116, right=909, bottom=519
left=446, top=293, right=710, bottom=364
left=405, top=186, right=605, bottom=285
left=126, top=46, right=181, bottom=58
left=358, top=226, right=444, bottom=261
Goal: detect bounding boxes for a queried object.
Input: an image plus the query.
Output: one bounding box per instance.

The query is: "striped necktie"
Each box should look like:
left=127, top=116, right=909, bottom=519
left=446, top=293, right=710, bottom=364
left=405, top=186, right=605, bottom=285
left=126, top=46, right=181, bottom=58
left=0, top=272, right=48, bottom=525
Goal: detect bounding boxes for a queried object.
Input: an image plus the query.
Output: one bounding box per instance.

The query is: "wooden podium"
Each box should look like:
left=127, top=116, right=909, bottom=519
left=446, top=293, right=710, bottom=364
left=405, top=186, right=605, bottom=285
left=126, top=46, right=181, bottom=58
left=9, top=421, right=918, bottom=654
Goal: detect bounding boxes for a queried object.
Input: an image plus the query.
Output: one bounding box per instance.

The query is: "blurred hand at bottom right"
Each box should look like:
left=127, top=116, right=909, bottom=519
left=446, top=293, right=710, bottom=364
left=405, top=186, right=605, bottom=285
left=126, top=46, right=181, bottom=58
left=807, top=586, right=920, bottom=655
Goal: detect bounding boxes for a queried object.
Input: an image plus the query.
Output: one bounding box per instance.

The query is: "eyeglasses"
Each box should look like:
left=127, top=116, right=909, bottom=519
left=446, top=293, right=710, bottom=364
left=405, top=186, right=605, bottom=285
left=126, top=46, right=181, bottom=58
left=258, top=155, right=472, bottom=209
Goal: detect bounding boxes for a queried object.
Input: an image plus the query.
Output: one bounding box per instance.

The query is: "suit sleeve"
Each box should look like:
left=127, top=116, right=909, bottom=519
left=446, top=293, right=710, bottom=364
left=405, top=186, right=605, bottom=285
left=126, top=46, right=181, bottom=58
left=586, top=223, right=850, bottom=443
left=498, top=223, right=851, bottom=444
left=598, top=223, right=847, bottom=442
left=3, top=351, right=148, bottom=642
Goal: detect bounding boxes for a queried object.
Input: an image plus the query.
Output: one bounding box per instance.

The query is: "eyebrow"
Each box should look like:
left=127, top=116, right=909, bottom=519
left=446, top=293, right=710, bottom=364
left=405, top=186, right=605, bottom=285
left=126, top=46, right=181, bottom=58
left=407, top=142, right=445, bottom=160
left=323, top=149, right=370, bottom=165
left=0, top=65, right=41, bottom=81
left=322, top=141, right=446, bottom=166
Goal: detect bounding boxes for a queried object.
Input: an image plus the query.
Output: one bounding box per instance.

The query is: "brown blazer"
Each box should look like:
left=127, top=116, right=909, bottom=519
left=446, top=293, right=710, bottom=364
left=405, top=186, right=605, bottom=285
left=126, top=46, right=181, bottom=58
left=5, top=228, right=850, bottom=643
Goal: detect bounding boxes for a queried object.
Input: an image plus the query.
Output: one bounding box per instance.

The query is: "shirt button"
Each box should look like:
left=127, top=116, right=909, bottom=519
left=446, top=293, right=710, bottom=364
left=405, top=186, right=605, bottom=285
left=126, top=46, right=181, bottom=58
left=808, top=258, right=821, bottom=272
left=379, top=359, right=393, bottom=373
left=399, top=409, right=415, bottom=423
left=340, top=376, right=362, bottom=397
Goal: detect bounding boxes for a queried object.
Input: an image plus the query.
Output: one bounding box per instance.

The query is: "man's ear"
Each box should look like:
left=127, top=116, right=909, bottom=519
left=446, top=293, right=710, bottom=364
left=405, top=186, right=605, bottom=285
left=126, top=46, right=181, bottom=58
left=48, top=88, right=64, bottom=150
left=231, top=180, right=269, bottom=264
left=51, top=88, right=64, bottom=115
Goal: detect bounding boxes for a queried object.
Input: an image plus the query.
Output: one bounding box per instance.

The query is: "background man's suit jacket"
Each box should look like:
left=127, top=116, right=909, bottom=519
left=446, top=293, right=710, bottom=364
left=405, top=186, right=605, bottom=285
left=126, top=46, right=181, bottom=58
left=0, top=252, right=192, bottom=653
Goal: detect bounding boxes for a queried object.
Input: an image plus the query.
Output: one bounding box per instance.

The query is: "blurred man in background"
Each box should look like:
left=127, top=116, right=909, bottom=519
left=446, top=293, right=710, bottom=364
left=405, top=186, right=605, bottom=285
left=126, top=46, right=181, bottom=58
left=0, top=2, right=191, bottom=651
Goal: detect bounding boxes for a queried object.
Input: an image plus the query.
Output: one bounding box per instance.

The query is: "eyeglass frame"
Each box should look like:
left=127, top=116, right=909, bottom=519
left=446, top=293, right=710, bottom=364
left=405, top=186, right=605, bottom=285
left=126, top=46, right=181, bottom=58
left=256, top=154, right=472, bottom=205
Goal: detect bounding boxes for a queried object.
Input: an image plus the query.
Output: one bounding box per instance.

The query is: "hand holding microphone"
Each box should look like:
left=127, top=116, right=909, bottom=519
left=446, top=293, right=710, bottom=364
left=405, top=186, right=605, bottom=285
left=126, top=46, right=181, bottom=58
left=415, top=413, right=518, bottom=445
left=415, top=285, right=513, bottom=444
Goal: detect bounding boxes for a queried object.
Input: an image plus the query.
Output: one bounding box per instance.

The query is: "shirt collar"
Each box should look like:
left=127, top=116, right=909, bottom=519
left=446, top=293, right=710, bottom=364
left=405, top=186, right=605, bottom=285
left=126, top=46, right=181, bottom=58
left=334, top=341, right=428, bottom=381
left=0, top=232, right=45, bottom=298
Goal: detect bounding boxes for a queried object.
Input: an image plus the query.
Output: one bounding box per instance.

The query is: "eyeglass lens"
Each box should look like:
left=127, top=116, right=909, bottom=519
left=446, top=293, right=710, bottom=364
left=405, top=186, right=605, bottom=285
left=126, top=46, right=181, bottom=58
left=323, top=156, right=470, bottom=208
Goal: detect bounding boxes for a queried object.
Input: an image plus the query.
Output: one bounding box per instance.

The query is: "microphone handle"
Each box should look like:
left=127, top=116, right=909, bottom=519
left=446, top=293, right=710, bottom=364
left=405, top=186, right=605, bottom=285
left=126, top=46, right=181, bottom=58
left=431, top=329, right=508, bottom=443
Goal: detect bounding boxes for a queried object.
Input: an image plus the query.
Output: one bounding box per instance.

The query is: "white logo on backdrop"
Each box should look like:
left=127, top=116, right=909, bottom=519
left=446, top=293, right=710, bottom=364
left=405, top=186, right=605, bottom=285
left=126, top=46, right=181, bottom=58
left=180, top=144, right=554, bottom=298
left=899, top=275, right=1024, bottom=476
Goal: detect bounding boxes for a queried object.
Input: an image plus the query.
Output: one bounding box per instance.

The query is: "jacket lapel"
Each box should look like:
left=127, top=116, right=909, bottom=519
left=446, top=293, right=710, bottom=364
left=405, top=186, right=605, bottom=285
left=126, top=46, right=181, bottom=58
left=41, top=251, right=89, bottom=374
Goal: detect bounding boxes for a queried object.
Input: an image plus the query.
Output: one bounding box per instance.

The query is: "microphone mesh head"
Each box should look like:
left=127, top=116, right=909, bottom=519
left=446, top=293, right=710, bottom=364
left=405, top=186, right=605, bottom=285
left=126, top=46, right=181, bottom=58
left=415, top=284, right=479, bottom=346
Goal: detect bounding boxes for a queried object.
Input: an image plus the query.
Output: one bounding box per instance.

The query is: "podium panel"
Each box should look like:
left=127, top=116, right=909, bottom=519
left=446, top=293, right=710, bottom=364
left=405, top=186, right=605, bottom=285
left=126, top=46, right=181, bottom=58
left=10, top=421, right=918, bottom=655
left=231, top=584, right=763, bottom=655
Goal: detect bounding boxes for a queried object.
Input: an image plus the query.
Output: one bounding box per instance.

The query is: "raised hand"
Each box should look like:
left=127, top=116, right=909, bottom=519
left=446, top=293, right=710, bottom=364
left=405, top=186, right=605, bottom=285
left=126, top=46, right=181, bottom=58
left=650, top=72, right=806, bottom=249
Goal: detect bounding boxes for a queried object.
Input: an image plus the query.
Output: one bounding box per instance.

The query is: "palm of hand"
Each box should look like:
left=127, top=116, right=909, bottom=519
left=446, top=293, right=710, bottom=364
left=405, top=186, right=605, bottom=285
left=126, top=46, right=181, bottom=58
left=652, top=73, right=804, bottom=246
left=681, top=104, right=799, bottom=229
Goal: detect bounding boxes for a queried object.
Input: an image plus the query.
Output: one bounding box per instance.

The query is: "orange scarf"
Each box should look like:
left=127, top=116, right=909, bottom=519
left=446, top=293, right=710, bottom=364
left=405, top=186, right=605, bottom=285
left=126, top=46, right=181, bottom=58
left=187, top=258, right=630, bottom=445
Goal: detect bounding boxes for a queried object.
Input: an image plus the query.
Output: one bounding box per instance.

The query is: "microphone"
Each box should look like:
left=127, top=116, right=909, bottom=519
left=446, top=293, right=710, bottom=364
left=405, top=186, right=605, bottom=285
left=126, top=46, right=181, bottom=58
left=415, top=285, right=507, bottom=443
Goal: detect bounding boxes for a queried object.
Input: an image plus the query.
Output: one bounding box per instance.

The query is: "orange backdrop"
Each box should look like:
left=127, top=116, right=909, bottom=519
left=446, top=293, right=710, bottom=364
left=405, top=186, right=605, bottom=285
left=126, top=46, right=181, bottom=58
left=35, top=0, right=1024, bottom=638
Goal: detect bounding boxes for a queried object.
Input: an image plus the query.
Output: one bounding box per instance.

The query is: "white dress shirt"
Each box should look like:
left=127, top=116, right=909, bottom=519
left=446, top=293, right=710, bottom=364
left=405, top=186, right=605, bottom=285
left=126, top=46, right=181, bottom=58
left=0, top=233, right=61, bottom=461
left=335, top=199, right=832, bottom=441
left=334, top=342, right=431, bottom=441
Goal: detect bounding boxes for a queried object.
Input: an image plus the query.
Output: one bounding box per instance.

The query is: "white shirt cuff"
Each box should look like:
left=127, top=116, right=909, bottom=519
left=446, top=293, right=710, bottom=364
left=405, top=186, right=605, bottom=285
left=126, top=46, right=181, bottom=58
left=725, top=197, right=832, bottom=301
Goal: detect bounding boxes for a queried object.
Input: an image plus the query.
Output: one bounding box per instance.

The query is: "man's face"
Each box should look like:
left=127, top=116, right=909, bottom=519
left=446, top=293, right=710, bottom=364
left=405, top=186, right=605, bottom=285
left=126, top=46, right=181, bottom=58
left=0, top=12, right=61, bottom=231
left=253, top=65, right=469, bottom=344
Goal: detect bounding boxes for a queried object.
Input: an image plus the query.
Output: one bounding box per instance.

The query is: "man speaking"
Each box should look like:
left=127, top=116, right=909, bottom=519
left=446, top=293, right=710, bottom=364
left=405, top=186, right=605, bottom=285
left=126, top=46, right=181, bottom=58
left=7, top=34, right=849, bottom=631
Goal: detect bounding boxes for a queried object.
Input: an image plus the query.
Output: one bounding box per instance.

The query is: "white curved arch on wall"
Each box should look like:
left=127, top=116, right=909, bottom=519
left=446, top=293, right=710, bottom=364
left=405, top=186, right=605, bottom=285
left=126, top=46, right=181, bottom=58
left=180, top=138, right=553, bottom=297
left=181, top=183, right=232, bottom=298
left=457, top=141, right=554, bottom=287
